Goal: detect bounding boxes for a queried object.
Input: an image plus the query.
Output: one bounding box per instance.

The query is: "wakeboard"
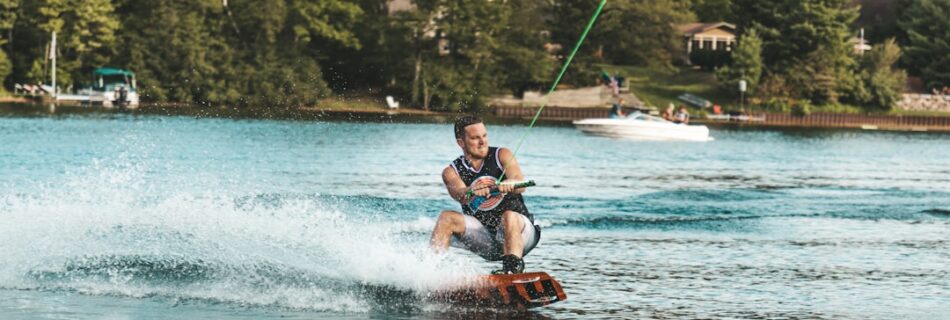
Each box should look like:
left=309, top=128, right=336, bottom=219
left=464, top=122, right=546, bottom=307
left=434, top=272, right=566, bottom=309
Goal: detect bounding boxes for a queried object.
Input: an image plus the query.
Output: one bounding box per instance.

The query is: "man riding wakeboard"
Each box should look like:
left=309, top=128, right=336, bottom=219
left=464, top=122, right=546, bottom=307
left=430, top=115, right=541, bottom=274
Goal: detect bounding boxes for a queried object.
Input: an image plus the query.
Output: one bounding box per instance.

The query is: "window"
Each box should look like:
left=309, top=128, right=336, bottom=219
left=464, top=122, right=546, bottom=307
left=716, top=40, right=728, bottom=51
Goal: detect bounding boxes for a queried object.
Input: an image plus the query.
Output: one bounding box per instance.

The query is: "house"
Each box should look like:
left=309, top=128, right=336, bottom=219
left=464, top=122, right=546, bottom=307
left=678, top=22, right=736, bottom=52
left=677, top=22, right=736, bottom=64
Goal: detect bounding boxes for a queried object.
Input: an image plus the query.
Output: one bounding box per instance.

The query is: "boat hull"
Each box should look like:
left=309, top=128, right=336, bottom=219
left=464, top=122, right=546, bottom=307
left=573, top=118, right=712, bottom=141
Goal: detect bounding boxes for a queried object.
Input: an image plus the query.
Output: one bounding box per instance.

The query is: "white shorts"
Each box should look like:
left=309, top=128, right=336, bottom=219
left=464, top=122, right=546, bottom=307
left=451, top=213, right=540, bottom=261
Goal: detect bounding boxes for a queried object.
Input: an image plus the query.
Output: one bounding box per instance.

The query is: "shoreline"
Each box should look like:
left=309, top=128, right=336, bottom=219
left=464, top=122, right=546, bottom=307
left=2, top=101, right=950, bottom=132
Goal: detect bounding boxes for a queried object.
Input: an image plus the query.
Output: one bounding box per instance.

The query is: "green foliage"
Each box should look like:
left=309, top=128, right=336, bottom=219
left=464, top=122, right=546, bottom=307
left=383, top=0, right=554, bottom=111
left=0, top=0, right=921, bottom=112
left=0, top=0, right=17, bottom=33
left=732, top=0, right=858, bottom=71
left=732, top=0, right=860, bottom=105
left=604, top=0, right=695, bottom=68
left=790, top=101, right=811, bottom=116
left=0, top=49, right=9, bottom=91
left=496, top=0, right=557, bottom=97
left=108, top=0, right=361, bottom=106
left=854, top=0, right=912, bottom=44
left=716, top=28, right=762, bottom=97
left=0, top=0, right=11, bottom=88
left=898, top=0, right=950, bottom=90
left=112, top=0, right=227, bottom=103
left=550, top=0, right=694, bottom=75
left=690, top=0, right=733, bottom=22
left=761, top=96, right=792, bottom=113
left=9, top=0, right=119, bottom=89
left=857, top=38, right=907, bottom=111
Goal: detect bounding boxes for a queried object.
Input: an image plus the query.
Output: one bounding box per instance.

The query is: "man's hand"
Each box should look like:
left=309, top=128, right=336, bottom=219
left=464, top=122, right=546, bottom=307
left=469, top=180, right=495, bottom=198
left=496, top=181, right=517, bottom=193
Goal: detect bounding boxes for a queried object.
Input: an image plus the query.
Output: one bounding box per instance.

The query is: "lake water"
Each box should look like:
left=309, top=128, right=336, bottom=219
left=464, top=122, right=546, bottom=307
left=1, top=106, right=948, bottom=319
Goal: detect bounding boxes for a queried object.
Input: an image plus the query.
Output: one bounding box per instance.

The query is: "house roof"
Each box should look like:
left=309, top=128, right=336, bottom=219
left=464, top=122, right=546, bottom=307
left=677, top=22, right=736, bottom=36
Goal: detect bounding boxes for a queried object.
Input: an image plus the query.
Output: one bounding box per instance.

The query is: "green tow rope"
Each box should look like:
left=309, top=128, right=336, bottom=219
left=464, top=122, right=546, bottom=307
left=499, top=0, right=606, bottom=183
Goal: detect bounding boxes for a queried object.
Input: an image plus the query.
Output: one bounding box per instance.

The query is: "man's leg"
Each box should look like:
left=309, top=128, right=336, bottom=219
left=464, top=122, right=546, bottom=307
left=430, top=210, right=466, bottom=252
left=494, top=210, right=528, bottom=274
left=500, top=210, right=526, bottom=257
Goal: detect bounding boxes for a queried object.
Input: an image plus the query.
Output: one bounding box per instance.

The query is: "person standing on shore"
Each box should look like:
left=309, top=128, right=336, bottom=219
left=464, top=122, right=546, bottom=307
left=429, top=115, right=540, bottom=274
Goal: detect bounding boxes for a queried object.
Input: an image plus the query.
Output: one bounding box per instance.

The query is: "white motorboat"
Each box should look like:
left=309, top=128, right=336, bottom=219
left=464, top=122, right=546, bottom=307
left=84, top=68, right=140, bottom=108
left=573, top=112, right=712, bottom=141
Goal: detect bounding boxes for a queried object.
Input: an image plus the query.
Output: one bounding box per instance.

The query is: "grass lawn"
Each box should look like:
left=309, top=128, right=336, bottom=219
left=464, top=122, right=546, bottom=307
left=600, top=65, right=732, bottom=109
left=599, top=65, right=950, bottom=117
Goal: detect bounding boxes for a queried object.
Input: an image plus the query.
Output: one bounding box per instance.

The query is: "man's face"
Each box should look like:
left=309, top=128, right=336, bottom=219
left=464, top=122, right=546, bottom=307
left=457, top=123, right=489, bottom=159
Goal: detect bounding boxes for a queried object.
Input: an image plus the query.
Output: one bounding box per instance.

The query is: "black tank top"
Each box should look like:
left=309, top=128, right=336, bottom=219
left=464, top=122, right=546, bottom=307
left=450, top=147, right=532, bottom=229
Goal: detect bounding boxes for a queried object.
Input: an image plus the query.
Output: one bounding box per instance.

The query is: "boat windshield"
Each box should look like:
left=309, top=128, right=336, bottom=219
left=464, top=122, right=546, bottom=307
left=94, top=74, right=136, bottom=91
left=627, top=112, right=669, bottom=123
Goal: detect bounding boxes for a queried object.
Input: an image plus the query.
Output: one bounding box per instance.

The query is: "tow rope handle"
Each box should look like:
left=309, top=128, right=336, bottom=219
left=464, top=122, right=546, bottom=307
left=467, top=180, right=536, bottom=209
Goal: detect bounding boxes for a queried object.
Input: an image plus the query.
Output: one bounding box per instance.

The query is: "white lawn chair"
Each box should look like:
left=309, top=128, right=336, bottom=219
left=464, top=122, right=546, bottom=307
left=386, top=95, right=399, bottom=109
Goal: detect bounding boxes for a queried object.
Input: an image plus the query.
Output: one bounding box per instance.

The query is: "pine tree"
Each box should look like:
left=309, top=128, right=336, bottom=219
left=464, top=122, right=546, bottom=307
left=13, top=0, right=119, bottom=90
left=389, top=0, right=552, bottom=111
left=732, top=0, right=860, bottom=104
left=899, top=0, right=950, bottom=91
left=691, top=0, right=733, bottom=22
left=0, top=0, right=14, bottom=90
left=716, top=28, right=762, bottom=97
left=859, top=38, right=907, bottom=110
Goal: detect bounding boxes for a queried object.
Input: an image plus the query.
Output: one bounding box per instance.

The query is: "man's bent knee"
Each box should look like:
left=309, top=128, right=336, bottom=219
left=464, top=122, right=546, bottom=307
left=436, top=210, right=465, bottom=233
left=501, top=211, right=524, bottom=229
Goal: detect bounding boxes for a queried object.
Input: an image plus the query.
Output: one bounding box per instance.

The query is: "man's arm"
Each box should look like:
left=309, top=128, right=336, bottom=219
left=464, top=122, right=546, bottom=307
left=443, top=166, right=470, bottom=203
left=497, top=147, right=527, bottom=194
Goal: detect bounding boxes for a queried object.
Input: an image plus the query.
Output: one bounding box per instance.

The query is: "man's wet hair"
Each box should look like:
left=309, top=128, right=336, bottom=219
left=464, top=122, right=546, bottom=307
left=454, top=115, right=483, bottom=139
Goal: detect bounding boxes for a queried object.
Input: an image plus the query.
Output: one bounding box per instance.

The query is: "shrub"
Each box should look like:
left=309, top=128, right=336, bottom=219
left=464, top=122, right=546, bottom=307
left=791, top=102, right=812, bottom=116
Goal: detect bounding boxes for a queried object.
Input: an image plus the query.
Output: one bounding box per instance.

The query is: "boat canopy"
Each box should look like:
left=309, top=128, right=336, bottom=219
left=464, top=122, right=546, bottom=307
left=93, top=67, right=135, bottom=77
left=92, top=67, right=136, bottom=91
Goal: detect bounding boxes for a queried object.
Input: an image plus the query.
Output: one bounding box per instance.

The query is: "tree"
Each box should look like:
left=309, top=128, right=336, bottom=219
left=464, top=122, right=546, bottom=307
left=691, top=0, right=733, bottom=22
left=0, top=0, right=17, bottom=90
left=225, top=0, right=363, bottom=106
left=111, top=0, right=361, bottom=106
left=854, top=0, right=913, bottom=44
left=732, top=0, right=860, bottom=104
left=12, top=0, right=119, bottom=90
left=605, top=0, right=695, bottom=68
left=899, top=0, right=950, bottom=90
left=548, top=0, right=694, bottom=85
left=388, top=0, right=553, bottom=111
left=112, top=0, right=229, bottom=103
left=716, top=28, right=762, bottom=97
left=495, top=0, right=557, bottom=98
left=858, top=38, right=906, bottom=110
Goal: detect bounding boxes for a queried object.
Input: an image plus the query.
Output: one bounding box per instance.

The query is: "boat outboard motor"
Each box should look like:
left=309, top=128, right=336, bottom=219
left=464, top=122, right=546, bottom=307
left=114, top=86, right=129, bottom=108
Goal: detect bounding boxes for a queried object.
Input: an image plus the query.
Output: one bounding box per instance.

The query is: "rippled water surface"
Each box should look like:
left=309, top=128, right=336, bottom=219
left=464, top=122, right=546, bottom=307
left=1, top=108, right=948, bottom=319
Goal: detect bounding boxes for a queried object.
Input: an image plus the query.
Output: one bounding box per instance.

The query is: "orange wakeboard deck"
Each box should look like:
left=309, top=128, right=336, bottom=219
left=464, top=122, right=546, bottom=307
left=434, top=272, right=567, bottom=309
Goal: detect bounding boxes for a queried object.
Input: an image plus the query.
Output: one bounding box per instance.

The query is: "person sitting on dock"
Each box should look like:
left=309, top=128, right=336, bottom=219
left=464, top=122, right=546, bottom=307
left=673, top=105, right=690, bottom=124
left=610, top=98, right=626, bottom=118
